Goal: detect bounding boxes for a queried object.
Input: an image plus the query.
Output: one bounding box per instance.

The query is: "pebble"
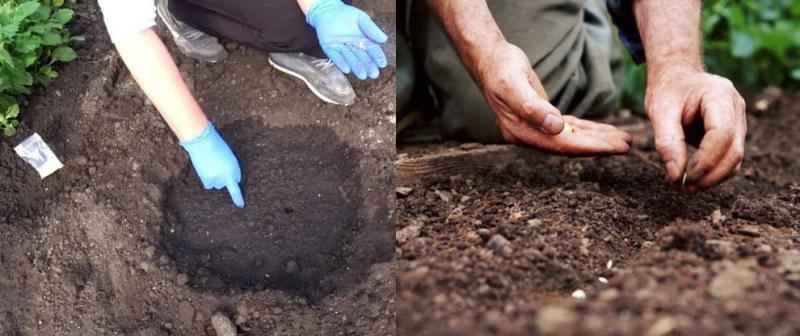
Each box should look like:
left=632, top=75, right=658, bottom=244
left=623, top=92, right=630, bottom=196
left=709, top=263, right=757, bottom=299
left=477, top=228, right=492, bottom=239
left=176, top=273, right=189, bottom=286
left=73, top=155, right=88, bottom=166
left=144, top=245, right=156, bottom=259
left=647, top=317, right=677, bottom=336
left=536, top=306, right=577, bottom=335
left=527, top=219, right=542, bottom=227
left=396, top=223, right=422, bottom=244
left=487, top=234, right=512, bottom=256
left=710, top=209, right=725, bottom=225
left=571, top=289, right=586, bottom=299
left=598, top=277, right=609, bottom=284
left=736, top=224, right=761, bottom=237
left=395, top=187, right=413, bottom=196
left=434, top=189, right=452, bottom=202
left=211, top=312, right=237, bottom=336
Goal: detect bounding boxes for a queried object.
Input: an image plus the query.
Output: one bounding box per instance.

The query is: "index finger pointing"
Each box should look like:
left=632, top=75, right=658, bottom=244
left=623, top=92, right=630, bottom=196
left=227, top=182, right=245, bottom=208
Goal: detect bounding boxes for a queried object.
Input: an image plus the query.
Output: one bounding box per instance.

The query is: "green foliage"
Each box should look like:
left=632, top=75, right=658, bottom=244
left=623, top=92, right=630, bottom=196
left=0, top=0, right=76, bottom=136
left=622, top=0, right=800, bottom=110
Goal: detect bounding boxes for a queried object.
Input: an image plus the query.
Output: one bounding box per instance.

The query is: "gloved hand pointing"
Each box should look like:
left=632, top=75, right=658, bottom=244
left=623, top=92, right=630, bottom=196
left=180, top=122, right=245, bottom=208
left=306, top=0, right=389, bottom=80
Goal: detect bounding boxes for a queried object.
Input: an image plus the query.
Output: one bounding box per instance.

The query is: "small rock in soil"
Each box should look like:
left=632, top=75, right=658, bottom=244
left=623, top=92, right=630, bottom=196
left=395, top=187, right=413, bottom=196
left=536, top=306, right=577, bottom=335
left=571, top=289, right=586, bottom=299
left=710, top=209, right=724, bottom=225
left=647, top=317, right=678, bottom=336
left=477, top=228, right=492, bottom=239
left=487, top=234, right=512, bottom=256
left=211, top=312, right=237, bottom=336
left=72, top=155, right=88, bottom=166
left=434, top=189, right=452, bottom=202
left=527, top=218, right=542, bottom=227
left=396, top=223, right=422, bottom=244
left=735, top=224, right=761, bottom=237
left=709, top=263, right=757, bottom=299
left=176, top=273, right=189, bottom=286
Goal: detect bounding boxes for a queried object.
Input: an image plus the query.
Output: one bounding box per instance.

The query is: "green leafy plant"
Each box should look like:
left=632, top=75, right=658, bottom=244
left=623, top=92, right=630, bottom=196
left=0, top=0, right=77, bottom=136
left=623, top=0, right=800, bottom=110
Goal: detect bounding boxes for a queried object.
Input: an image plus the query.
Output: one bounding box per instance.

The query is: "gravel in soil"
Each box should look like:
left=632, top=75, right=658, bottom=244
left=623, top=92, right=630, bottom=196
left=397, top=93, right=800, bottom=335
left=0, top=1, right=395, bottom=335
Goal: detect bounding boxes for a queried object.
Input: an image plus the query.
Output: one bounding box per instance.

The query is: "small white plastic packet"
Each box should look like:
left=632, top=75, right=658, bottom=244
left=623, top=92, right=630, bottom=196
left=14, top=133, right=64, bottom=179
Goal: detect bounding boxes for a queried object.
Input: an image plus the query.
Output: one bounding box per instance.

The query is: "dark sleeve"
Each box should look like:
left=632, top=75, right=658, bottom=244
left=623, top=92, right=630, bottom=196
left=607, top=0, right=645, bottom=64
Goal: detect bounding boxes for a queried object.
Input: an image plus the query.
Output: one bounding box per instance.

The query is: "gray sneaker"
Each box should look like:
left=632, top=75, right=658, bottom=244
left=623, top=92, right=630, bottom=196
left=269, top=52, right=356, bottom=106
left=156, top=0, right=227, bottom=62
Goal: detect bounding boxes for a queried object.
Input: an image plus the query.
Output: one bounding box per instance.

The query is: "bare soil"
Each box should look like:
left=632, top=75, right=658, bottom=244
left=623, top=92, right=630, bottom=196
left=0, top=1, right=396, bottom=335
left=397, top=93, right=800, bottom=335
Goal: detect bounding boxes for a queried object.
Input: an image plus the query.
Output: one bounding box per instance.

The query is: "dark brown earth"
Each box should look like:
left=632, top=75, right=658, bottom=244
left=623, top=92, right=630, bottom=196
left=397, top=92, right=800, bottom=335
left=0, top=0, right=395, bottom=335
left=166, top=122, right=365, bottom=300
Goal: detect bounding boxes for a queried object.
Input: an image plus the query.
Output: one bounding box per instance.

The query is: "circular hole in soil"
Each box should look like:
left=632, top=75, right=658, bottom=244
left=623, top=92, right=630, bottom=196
left=163, top=120, right=360, bottom=299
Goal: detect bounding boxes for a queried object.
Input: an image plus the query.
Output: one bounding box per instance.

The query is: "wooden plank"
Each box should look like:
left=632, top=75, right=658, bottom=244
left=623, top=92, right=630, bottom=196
left=395, top=144, right=540, bottom=186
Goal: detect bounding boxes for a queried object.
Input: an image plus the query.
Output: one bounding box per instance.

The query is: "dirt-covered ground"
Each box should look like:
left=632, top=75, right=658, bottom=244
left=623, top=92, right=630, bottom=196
left=0, top=1, right=395, bottom=335
left=397, top=92, right=800, bottom=335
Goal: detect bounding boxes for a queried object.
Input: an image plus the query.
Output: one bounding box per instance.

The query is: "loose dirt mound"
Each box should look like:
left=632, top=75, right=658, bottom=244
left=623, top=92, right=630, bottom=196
left=397, top=93, right=800, bottom=335
left=166, top=122, right=360, bottom=298
left=0, top=0, right=395, bottom=334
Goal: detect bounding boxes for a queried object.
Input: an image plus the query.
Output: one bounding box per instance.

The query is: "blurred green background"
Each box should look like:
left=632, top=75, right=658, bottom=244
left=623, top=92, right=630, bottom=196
left=622, top=0, right=800, bottom=109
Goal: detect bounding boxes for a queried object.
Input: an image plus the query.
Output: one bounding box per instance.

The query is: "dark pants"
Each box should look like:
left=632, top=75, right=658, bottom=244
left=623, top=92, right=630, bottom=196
left=169, top=0, right=326, bottom=58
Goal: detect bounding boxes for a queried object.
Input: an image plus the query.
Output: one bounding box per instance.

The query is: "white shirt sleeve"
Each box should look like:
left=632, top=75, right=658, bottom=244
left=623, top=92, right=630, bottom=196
left=97, top=0, right=157, bottom=43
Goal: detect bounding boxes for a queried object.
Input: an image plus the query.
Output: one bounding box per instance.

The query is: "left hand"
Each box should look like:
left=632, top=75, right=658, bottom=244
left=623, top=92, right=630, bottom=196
left=645, top=63, right=747, bottom=192
left=306, top=0, right=388, bottom=80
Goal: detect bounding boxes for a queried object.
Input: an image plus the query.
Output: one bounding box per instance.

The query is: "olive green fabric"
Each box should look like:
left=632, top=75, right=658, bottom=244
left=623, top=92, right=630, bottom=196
left=408, top=0, right=623, bottom=142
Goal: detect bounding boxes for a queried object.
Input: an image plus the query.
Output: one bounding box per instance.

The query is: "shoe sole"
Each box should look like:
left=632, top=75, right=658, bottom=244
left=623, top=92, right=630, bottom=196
left=157, top=0, right=226, bottom=63
left=269, top=58, right=354, bottom=106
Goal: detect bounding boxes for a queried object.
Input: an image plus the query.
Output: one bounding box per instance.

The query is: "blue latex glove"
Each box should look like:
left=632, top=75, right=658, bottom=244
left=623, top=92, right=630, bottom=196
left=179, top=122, right=245, bottom=208
left=306, top=0, right=388, bottom=80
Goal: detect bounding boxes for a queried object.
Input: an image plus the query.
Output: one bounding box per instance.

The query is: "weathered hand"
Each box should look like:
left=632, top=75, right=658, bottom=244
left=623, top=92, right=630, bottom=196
left=645, top=64, right=746, bottom=191
left=476, top=42, right=631, bottom=155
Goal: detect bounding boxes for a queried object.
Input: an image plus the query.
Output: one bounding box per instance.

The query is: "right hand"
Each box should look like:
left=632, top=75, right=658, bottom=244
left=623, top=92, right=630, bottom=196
left=306, top=0, right=388, bottom=80
left=180, top=122, right=245, bottom=208
left=474, top=42, right=631, bottom=155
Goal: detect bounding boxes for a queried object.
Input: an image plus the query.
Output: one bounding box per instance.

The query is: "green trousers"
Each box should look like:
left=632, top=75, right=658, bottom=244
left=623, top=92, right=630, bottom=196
left=406, top=0, right=623, bottom=142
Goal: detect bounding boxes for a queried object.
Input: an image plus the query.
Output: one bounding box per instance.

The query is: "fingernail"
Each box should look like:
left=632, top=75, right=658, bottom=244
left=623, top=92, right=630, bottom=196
left=542, top=114, right=564, bottom=134
left=685, top=157, right=704, bottom=182
left=665, top=161, right=678, bottom=181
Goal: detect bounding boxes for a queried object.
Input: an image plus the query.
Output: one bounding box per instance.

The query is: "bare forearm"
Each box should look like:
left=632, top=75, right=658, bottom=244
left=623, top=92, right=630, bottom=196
left=296, top=0, right=317, bottom=14
left=114, top=28, right=208, bottom=141
left=425, top=0, right=505, bottom=81
left=634, top=0, right=703, bottom=72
